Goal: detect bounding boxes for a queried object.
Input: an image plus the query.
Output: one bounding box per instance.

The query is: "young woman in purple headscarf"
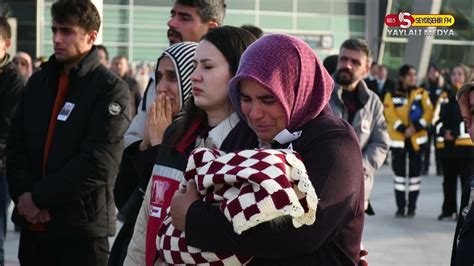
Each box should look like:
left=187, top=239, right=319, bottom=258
left=170, top=34, right=365, bottom=265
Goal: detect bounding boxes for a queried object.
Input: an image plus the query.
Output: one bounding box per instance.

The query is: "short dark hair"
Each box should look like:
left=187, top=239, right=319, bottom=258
left=399, top=64, right=416, bottom=77
left=323, top=54, right=338, bottom=75
left=398, top=64, right=416, bottom=90
left=241, top=24, right=263, bottom=39
left=96, top=44, right=108, bottom=60
left=51, top=0, right=101, bottom=32
left=340, top=39, right=372, bottom=65
left=0, top=17, right=11, bottom=39
left=176, top=0, right=226, bottom=24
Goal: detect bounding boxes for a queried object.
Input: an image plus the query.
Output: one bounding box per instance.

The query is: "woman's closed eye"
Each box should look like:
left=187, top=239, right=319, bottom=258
left=155, top=72, right=163, bottom=82
left=240, top=95, right=251, bottom=103
left=262, top=98, right=276, bottom=104
left=165, top=70, right=177, bottom=82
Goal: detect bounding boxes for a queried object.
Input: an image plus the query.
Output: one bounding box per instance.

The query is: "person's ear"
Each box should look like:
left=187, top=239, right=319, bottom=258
left=3, top=38, right=11, bottom=50
left=363, top=60, right=370, bottom=76
left=206, top=20, right=219, bottom=30
left=88, top=30, right=98, bottom=44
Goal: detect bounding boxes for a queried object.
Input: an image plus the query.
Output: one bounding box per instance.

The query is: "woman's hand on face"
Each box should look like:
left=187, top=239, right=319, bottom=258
left=139, top=98, right=155, bottom=151
left=148, top=93, right=173, bottom=146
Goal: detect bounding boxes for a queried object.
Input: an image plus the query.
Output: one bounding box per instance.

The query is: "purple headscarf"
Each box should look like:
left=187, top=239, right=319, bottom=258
left=229, top=34, right=334, bottom=131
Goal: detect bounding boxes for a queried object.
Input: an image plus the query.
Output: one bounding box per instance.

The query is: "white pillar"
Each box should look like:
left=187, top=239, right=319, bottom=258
left=365, top=0, right=380, bottom=62
left=7, top=17, right=17, bottom=55
left=36, top=0, right=43, bottom=57
left=403, top=0, right=442, bottom=82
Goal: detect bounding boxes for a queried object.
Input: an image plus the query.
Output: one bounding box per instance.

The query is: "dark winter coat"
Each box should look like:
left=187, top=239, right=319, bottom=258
left=6, top=46, right=131, bottom=238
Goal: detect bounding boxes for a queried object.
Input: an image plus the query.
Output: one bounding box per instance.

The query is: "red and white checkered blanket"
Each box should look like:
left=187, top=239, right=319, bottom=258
left=157, top=148, right=318, bottom=265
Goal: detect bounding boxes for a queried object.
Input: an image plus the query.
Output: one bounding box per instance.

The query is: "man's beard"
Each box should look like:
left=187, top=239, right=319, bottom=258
left=167, top=29, right=183, bottom=45
left=335, top=68, right=355, bottom=86
left=55, top=52, right=84, bottom=65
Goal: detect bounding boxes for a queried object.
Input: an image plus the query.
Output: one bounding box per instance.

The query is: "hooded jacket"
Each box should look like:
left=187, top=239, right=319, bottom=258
left=111, top=42, right=197, bottom=266
left=114, top=42, right=198, bottom=211
left=123, top=42, right=197, bottom=148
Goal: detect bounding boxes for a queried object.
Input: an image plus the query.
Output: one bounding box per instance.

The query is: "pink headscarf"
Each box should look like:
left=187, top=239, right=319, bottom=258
left=229, top=34, right=334, bottom=131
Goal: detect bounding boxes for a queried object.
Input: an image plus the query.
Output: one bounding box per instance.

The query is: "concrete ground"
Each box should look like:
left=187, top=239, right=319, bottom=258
left=363, top=164, right=457, bottom=265
left=3, top=164, right=458, bottom=265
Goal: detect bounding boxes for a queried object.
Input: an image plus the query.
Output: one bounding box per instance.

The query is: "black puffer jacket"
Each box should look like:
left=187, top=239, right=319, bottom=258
left=0, top=60, right=24, bottom=176
left=0, top=60, right=24, bottom=140
left=6, top=46, right=131, bottom=238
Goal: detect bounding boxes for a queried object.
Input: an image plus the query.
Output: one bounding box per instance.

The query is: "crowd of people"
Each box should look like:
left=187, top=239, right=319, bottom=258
left=0, top=0, right=473, bottom=265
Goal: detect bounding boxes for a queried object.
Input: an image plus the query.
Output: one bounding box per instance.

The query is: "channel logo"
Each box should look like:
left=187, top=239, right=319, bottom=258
left=385, top=12, right=455, bottom=28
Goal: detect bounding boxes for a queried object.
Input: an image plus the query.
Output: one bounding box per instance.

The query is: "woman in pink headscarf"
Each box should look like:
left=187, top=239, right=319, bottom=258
left=170, top=34, right=365, bottom=265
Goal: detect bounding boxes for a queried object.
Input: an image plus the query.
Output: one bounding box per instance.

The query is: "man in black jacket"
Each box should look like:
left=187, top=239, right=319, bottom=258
left=110, top=55, right=142, bottom=118
left=0, top=16, right=25, bottom=266
left=5, top=1, right=130, bottom=265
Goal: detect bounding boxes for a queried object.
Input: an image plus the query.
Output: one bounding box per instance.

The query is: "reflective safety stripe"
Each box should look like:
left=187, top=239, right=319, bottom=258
left=395, top=184, right=406, bottom=191
left=393, top=120, right=403, bottom=130
left=420, top=118, right=427, bottom=127
left=455, top=138, right=474, bottom=146
left=409, top=184, right=420, bottom=191
left=390, top=140, right=405, bottom=148
left=455, top=122, right=474, bottom=146
left=419, top=118, right=427, bottom=127
left=416, top=136, right=428, bottom=145
left=435, top=122, right=443, bottom=134
left=394, top=176, right=405, bottom=183
left=459, top=122, right=471, bottom=139
left=152, top=165, right=185, bottom=181
left=409, top=177, right=421, bottom=183
left=436, top=136, right=444, bottom=142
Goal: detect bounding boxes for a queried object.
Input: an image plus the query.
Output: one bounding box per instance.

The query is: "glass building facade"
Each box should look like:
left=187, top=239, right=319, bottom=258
left=380, top=0, right=473, bottom=77
left=38, top=0, right=366, bottom=62
left=6, top=0, right=472, bottom=79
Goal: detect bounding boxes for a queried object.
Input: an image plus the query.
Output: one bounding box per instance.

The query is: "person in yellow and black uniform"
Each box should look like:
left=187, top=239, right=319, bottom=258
left=437, top=64, right=474, bottom=221
left=384, top=64, right=434, bottom=218
left=432, top=88, right=450, bottom=178
left=421, top=63, right=448, bottom=176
